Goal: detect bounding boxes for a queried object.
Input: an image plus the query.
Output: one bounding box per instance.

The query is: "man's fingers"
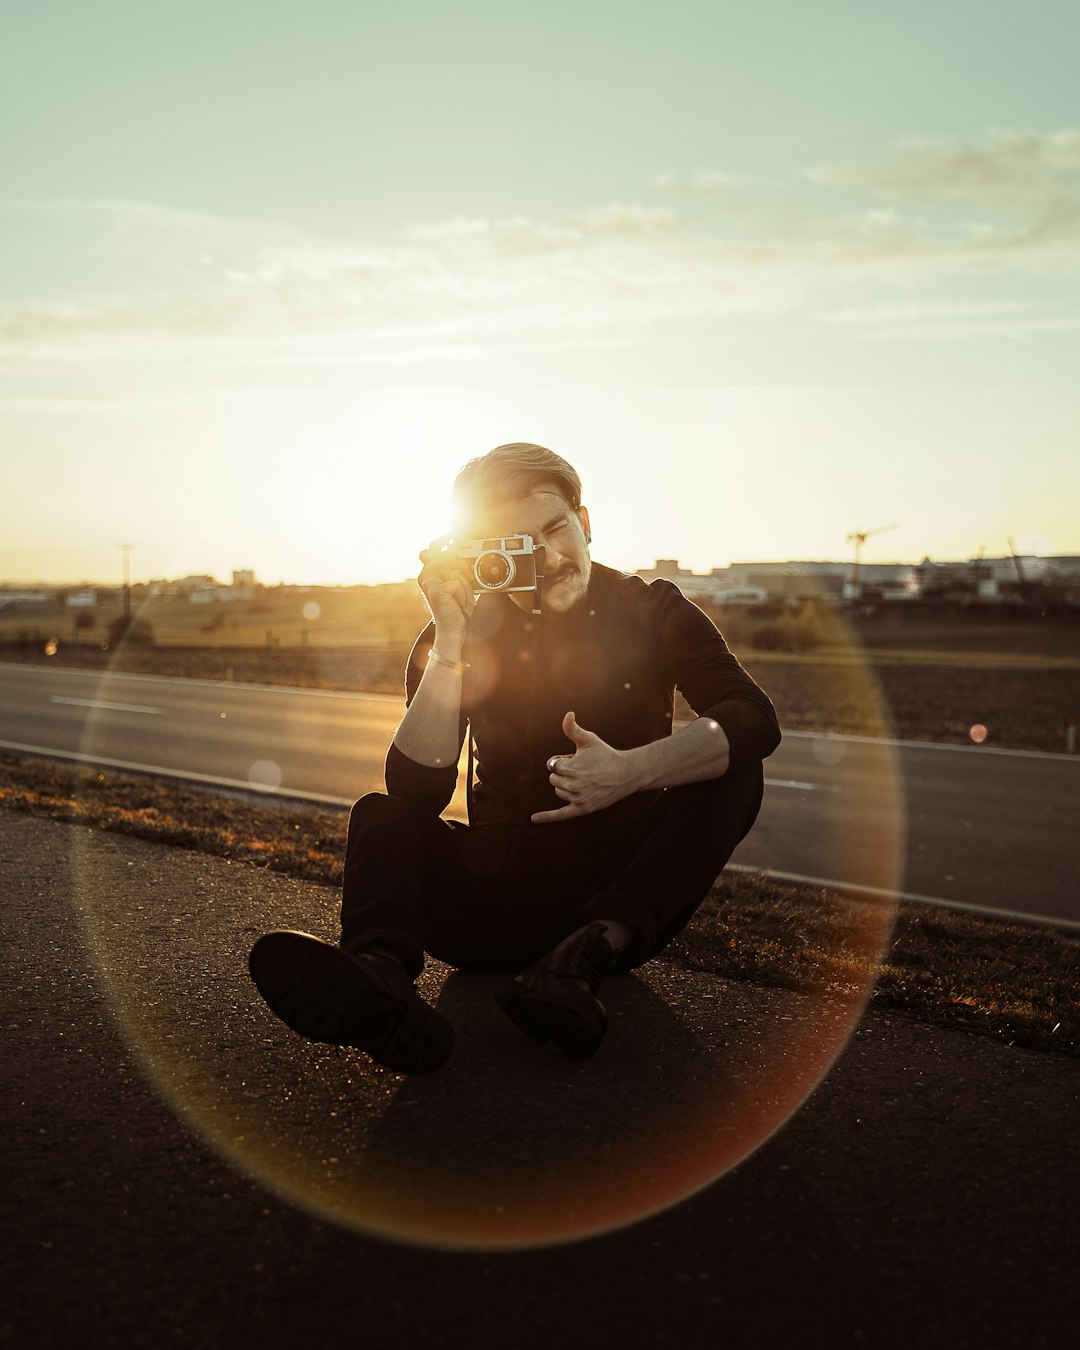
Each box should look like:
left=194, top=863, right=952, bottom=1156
left=531, top=803, right=584, bottom=824
left=446, top=575, right=470, bottom=609
left=420, top=532, right=455, bottom=563
left=419, top=555, right=473, bottom=604
left=563, top=710, right=602, bottom=748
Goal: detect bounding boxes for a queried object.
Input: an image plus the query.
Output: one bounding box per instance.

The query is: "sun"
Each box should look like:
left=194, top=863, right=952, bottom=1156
left=224, top=403, right=461, bottom=585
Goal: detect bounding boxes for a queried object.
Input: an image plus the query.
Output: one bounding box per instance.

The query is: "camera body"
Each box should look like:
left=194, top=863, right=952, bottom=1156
left=452, top=534, right=541, bottom=593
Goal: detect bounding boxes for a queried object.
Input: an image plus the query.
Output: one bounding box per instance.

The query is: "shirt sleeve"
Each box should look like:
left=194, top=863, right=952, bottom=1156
left=656, top=582, right=781, bottom=770
left=382, top=621, right=468, bottom=813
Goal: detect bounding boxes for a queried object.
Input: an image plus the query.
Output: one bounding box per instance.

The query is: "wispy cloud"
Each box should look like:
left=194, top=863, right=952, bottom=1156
left=805, top=129, right=1080, bottom=264
left=806, top=128, right=1080, bottom=211
left=654, top=169, right=751, bottom=192
left=2, top=129, right=1079, bottom=371
left=817, top=299, right=1080, bottom=341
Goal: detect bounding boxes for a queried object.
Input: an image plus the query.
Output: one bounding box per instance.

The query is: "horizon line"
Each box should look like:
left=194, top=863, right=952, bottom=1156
left=3, top=549, right=1079, bottom=591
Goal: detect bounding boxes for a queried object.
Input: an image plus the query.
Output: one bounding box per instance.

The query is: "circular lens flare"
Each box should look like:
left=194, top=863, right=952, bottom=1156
left=248, top=759, right=283, bottom=789
left=71, top=597, right=901, bottom=1250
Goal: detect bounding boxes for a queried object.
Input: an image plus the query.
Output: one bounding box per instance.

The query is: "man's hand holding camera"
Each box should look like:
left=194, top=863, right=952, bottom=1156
left=532, top=711, right=639, bottom=824
left=418, top=536, right=476, bottom=654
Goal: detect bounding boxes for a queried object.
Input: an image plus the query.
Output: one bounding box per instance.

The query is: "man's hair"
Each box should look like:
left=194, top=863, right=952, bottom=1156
left=453, top=443, right=582, bottom=533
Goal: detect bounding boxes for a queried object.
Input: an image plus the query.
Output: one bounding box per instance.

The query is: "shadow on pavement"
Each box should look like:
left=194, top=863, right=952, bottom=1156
left=352, top=964, right=855, bottom=1248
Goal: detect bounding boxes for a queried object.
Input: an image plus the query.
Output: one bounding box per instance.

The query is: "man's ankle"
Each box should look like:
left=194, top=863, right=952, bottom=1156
left=593, top=919, right=635, bottom=957
left=349, top=940, right=406, bottom=970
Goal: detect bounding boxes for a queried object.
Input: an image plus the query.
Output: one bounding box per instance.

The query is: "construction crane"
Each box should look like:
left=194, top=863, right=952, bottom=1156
left=1007, top=536, right=1029, bottom=601
left=846, top=524, right=897, bottom=600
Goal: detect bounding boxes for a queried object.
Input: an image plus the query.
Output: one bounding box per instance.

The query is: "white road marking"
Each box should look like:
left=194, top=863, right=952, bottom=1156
left=724, top=862, right=1080, bottom=932
left=50, top=696, right=165, bottom=715
left=783, top=728, right=1080, bottom=764
left=1, top=662, right=401, bottom=704
left=0, top=741, right=350, bottom=806
left=765, top=777, right=835, bottom=792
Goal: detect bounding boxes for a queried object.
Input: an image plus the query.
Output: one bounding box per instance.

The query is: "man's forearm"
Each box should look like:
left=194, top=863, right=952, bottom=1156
left=392, top=644, right=466, bottom=769
left=531, top=710, right=737, bottom=824
left=623, top=716, right=731, bottom=791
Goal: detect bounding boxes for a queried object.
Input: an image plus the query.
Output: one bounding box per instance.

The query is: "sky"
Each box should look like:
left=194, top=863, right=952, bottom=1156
left=3, top=0, right=1079, bottom=585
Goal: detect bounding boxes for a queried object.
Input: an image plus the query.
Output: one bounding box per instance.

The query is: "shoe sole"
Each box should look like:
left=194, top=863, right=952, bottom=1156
left=493, top=986, right=606, bottom=1060
left=248, top=931, right=453, bottom=1074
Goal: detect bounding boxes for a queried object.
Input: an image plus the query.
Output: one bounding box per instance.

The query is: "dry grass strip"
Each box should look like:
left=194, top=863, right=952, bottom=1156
left=2, top=752, right=1076, bottom=1058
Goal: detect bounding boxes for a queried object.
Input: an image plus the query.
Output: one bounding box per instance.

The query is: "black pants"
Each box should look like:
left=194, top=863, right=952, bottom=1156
left=339, top=764, right=764, bottom=980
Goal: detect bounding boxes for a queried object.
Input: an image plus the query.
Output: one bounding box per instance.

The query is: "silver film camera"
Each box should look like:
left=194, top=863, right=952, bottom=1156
left=452, top=534, right=541, bottom=593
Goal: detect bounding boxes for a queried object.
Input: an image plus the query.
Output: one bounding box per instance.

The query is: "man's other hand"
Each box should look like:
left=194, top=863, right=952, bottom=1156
left=531, top=711, right=640, bottom=824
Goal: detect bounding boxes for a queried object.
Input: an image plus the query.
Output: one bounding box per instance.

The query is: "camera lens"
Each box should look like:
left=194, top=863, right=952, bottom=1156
left=475, top=550, right=514, bottom=589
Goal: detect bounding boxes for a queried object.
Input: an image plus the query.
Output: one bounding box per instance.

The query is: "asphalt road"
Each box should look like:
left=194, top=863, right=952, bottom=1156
left=3, top=810, right=1078, bottom=1349
left=3, top=661, right=1079, bottom=924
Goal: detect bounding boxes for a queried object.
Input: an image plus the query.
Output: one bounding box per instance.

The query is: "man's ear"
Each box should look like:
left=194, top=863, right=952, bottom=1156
left=578, top=505, right=592, bottom=545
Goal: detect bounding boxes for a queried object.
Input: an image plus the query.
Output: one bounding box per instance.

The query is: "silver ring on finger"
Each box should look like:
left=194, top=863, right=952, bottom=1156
left=547, top=755, right=564, bottom=773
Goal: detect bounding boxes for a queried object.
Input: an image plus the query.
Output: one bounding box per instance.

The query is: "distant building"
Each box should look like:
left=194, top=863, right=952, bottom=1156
left=710, top=585, right=768, bottom=606
left=632, top=555, right=1080, bottom=607
left=636, top=559, right=863, bottom=605
left=634, top=561, right=740, bottom=603
left=172, top=574, right=218, bottom=596
left=0, top=589, right=49, bottom=609
left=189, top=586, right=224, bottom=605
left=165, top=571, right=252, bottom=604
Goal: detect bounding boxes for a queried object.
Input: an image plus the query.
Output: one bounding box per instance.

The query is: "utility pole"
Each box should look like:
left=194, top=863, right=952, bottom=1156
left=117, top=543, right=135, bottom=624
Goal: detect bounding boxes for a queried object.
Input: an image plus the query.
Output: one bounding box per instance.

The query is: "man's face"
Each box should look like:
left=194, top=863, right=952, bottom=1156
left=470, top=487, right=592, bottom=614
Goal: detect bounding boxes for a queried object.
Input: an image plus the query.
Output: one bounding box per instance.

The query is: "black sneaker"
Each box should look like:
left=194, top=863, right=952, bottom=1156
left=248, top=930, right=454, bottom=1074
left=493, top=922, right=617, bottom=1060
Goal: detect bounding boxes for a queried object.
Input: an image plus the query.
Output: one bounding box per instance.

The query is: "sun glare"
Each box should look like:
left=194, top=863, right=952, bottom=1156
left=209, top=400, right=464, bottom=586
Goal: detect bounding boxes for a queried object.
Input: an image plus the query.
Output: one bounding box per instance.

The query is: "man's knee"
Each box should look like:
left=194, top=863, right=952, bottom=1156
left=349, top=791, right=432, bottom=830
left=667, top=761, right=764, bottom=833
